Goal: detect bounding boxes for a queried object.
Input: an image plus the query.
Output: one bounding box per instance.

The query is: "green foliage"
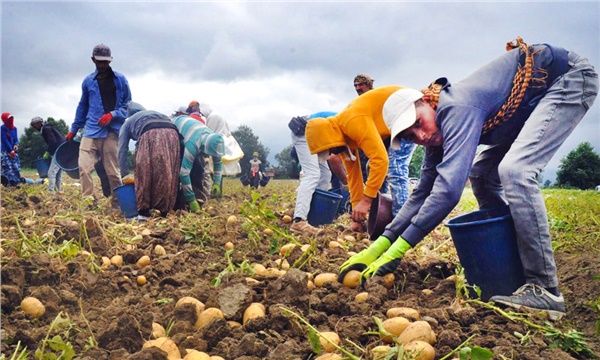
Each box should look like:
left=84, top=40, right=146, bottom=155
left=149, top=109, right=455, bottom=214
left=556, top=142, right=600, bottom=189
left=544, top=323, right=596, bottom=358
left=274, top=144, right=300, bottom=179
left=232, top=124, right=270, bottom=174
left=18, top=118, right=68, bottom=168
left=35, top=312, right=76, bottom=360
left=408, top=145, right=425, bottom=178
left=211, top=249, right=254, bottom=286
left=458, top=346, right=494, bottom=360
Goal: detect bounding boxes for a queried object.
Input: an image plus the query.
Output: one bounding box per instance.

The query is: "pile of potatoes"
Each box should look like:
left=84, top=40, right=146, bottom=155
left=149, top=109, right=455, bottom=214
left=143, top=296, right=267, bottom=359
left=312, top=306, right=436, bottom=360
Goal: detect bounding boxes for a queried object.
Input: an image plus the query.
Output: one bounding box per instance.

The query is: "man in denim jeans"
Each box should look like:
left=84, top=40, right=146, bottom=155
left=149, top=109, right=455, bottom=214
left=339, top=38, right=598, bottom=320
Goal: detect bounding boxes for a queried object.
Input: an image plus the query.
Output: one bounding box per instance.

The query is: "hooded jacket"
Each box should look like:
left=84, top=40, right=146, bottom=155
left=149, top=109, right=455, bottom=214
left=306, top=86, right=404, bottom=207
left=1, top=112, right=18, bottom=153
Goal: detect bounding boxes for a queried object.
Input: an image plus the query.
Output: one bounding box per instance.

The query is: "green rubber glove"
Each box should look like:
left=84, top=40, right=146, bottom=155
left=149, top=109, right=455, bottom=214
left=338, top=236, right=391, bottom=283
left=211, top=184, right=222, bottom=198
left=188, top=200, right=201, bottom=213
left=360, top=237, right=412, bottom=282
left=43, top=151, right=51, bottom=160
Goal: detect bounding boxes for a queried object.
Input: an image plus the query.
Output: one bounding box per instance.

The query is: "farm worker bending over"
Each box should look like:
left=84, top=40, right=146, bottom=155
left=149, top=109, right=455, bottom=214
left=305, top=85, right=410, bottom=233
left=1, top=112, right=22, bottom=186
left=118, top=102, right=181, bottom=221
left=289, top=111, right=337, bottom=236
left=340, top=37, right=598, bottom=320
left=30, top=117, right=65, bottom=192
left=172, top=114, right=225, bottom=213
left=67, top=44, right=132, bottom=208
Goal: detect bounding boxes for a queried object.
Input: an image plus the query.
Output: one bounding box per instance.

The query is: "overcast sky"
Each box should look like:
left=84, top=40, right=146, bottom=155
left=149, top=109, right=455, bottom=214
left=2, top=1, right=599, bottom=182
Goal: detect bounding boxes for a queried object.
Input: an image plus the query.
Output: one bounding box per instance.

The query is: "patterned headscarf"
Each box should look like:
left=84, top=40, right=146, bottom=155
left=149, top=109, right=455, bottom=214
left=1, top=112, right=15, bottom=130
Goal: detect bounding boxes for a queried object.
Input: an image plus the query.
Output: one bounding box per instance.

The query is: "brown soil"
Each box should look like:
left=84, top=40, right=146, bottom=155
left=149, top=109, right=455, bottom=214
left=1, top=179, right=598, bottom=359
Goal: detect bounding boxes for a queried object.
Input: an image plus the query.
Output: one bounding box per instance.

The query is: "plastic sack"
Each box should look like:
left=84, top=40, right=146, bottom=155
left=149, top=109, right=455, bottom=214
left=222, top=133, right=244, bottom=162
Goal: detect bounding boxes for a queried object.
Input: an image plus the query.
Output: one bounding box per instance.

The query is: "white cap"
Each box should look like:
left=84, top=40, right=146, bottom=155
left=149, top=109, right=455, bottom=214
left=383, top=88, right=423, bottom=149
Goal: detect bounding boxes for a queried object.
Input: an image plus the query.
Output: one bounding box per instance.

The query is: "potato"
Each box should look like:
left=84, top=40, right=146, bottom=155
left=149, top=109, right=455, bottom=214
left=137, top=255, right=151, bottom=267
left=225, top=241, right=234, bottom=250
left=245, top=277, right=260, bottom=284
left=307, top=280, right=315, bottom=291
left=300, top=244, right=311, bottom=252
left=342, top=270, right=361, bottom=289
left=142, top=337, right=181, bottom=359
left=141, top=228, right=152, bottom=236
left=404, top=340, right=435, bottom=360
left=263, top=268, right=285, bottom=277
left=137, top=275, right=147, bottom=285
left=243, top=302, right=266, bottom=325
left=154, top=244, right=167, bottom=256
left=314, top=273, right=338, bottom=287
left=274, top=258, right=290, bottom=270
left=183, top=349, right=211, bottom=360
left=151, top=322, right=166, bottom=338
left=176, top=296, right=205, bottom=322
left=228, top=320, right=242, bottom=328
left=371, top=345, right=392, bottom=360
left=253, top=263, right=267, bottom=275
left=328, top=240, right=343, bottom=249
left=110, top=254, right=123, bottom=266
left=380, top=316, right=410, bottom=343
left=355, top=292, right=369, bottom=303
left=227, top=215, right=238, bottom=224
left=195, top=308, right=224, bottom=329
left=101, top=256, right=111, bottom=267
left=421, top=289, right=433, bottom=296
left=314, top=354, right=343, bottom=360
left=343, top=235, right=355, bottom=242
left=211, top=356, right=226, bottom=360
left=282, top=215, right=292, bottom=223
left=21, top=297, right=45, bottom=318
left=279, top=243, right=296, bottom=256
left=386, top=307, right=420, bottom=321
left=263, top=228, right=274, bottom=236
left=398, top=321, right=436, bottom=345
left=382, top=273, right=395, bottom=288
left=318, top=331, right=340, bottom=353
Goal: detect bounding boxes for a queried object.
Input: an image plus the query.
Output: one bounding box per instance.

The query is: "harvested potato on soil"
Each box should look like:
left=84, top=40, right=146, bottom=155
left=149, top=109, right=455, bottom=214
left=371, top=345, right=392, bottom=359
left=355, top=292, right=369, bottom=303
left=382, top=273, right=395, bottom=288
left=386, top=307, right=420, bottom=321
left=398, top=320, right=436, bottom=345
left=176, top=296, right=205, bottom=323
left=227, top=215, right=238, bottom=224
left=282, top=215, right=292, bottom=223
left=196, top=308, right=225, bottom=329
left=151, top=322, right=166, bottom=338
left=110, top=255, right=123, bottom=266
left=314, top=354, right=343, bottom=360
left=342, top=270, right=361, bottom=288
left=142, top=337, right=181, bottom=359
left=404, top=340, right=435, bottom=360
left=183, top=349, right=211, bottom=360
left=153, top=244, right=166, bottom=256
left=20, top=297, right=45, bottom=318
left=314, top=273, right=338, bottom=287
left=279, top=243, right=296, bottom=256
left=318, top=331, right=340, bottom=353
left=380, top=316, right=411, bottom=343
left=136, top=255, right=150, bottom=267
left=136, top=275, right=147, bottom=285
left=263, top=228, right=274, bottom=236
left=225, top=241, right=234, bottom=250
left=243, top=302, right=266, bottom=325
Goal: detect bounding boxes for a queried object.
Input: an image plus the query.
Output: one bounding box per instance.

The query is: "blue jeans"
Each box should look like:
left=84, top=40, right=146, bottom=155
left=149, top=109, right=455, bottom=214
left=469, top=52, right=598, bottom=288
left=292, top=133, right=331, bottom=220
left=388, top=139, right=416, bottom=217
left=47, top=156, right=63, bottom=192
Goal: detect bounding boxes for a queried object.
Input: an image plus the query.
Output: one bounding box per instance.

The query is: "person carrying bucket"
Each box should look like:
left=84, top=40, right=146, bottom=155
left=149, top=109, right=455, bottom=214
left=1, top=112, right=21, bottom=187
left=305, top=85, right=411, bottom=234
left=288, top=111, right=338, bottom=236
left=338, top=37, right=598, bottom=321
left=172, top=113, right=225, bottom=213
left=66, top=44, right=132, bottom=208
left=118, top=102, right=181, bottom=221
left=30, top=117, right=65, bottom=192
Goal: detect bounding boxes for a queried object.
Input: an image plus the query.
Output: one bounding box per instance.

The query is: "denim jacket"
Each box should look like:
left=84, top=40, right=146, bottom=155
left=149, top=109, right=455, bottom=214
left=71, top=68, right=132, bottom=138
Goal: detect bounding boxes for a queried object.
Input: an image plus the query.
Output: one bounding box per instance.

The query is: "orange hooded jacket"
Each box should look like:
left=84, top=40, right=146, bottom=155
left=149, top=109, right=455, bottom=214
left=306, top=85, right=405, bottom=208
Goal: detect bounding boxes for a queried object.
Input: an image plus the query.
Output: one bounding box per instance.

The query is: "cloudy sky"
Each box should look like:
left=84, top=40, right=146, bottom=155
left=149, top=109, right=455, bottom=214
left=2, top=1, right=599, bottom=182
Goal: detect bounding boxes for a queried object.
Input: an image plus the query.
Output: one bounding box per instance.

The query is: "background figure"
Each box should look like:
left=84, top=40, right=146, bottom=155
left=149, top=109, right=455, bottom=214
left=289, top=112, right=337, bottom=235
left=30, top=116, right=65, bottom=192
left=248, top=152, right=262, bottom=189
left=67, top=44, right=131, bottom=207
left=173, top=114, right=225, bottom=213
left=354, top=73, right=416, bottom=217
left=119, top=102, right=181, bottom=220
left=1, top=112, right=21, bottom=186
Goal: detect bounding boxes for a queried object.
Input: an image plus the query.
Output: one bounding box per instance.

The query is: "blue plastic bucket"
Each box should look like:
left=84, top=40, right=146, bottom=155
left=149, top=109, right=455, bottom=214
left=259, top=175, right=270, bottom=187
left=445, top=205, right=525, bottom=301
left=307, top=189, right=343, bottom=226
left=113, top=184, right=139, bottom=219
left=55, top=141, right=80, bottom=179
left=329, top=187, right=351, bottom=216
left=240, top=174, right=250, bottom=186
left=35, top=158, right=51, bottom=178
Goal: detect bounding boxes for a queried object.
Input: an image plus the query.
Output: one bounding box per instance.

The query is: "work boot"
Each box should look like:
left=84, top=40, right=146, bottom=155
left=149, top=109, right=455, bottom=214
left=489, top=284, right=566, bottom=320
left=290, top=220, right=322, bottom=236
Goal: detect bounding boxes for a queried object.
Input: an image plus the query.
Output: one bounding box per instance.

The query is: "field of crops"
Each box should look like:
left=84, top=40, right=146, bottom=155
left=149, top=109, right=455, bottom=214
left=1, top=172, right=599, bottom=359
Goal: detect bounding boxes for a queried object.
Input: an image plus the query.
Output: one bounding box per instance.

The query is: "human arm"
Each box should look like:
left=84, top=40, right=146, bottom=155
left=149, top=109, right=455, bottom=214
left=327, top=154, right=347, bottom=188
left=117, top=120, right=132, bottom=177
left=211, top=156, right=223, bottom=197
